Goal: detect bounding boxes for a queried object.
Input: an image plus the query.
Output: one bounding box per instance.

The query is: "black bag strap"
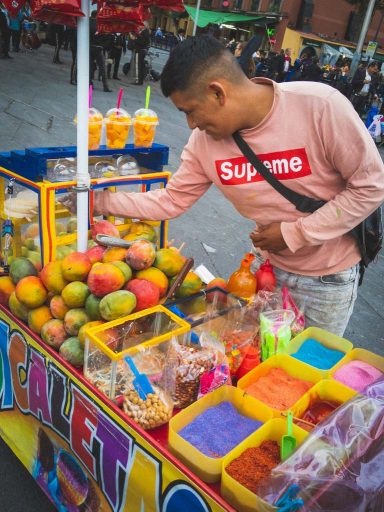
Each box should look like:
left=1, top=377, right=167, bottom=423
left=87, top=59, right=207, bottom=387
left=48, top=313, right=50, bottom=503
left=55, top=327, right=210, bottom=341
left=232, top=131, right=326, bottom=213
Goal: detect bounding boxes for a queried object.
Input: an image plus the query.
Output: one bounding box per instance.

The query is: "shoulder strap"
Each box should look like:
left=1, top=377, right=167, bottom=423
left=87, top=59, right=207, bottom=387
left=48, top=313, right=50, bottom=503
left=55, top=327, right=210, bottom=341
left=232, top=131, right=326, bottom=214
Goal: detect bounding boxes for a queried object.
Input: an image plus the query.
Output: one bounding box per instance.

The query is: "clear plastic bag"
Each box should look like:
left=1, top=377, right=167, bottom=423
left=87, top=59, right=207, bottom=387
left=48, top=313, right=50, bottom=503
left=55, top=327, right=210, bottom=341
left=257, top=392, right=384, bottom=511
left=166, top=339, right=217, bottom=409
left=198, top=307, right=260, bottom=377
left=122, top=344, right=174, bottom=430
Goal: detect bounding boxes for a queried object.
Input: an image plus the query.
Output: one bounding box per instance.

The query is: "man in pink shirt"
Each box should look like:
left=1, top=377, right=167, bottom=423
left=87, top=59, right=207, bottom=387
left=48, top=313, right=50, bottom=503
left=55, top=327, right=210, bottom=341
left=95, top=36, right=384, bottom=335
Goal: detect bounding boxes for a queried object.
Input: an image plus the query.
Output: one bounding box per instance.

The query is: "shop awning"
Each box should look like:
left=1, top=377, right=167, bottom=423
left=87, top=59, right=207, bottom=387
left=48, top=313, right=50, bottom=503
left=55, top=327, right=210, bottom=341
left=184, top=5, right=263, bottom=28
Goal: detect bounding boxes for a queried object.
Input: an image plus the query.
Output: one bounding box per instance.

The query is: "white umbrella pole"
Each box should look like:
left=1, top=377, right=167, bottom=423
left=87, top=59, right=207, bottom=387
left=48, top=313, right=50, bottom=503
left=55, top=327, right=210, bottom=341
left=192, top=0, right=201, bottom=36
left=76, top=0, right=91, bottom=253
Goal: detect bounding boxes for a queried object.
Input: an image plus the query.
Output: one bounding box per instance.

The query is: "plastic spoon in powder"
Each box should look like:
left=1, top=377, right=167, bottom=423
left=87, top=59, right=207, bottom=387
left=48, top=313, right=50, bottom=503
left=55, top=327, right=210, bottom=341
left=281, top=410, right=297, bottom=461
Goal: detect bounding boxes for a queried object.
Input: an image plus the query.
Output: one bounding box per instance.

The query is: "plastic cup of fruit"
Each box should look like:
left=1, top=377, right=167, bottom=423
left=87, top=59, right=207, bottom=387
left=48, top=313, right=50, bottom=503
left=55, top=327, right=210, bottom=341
left=133, top=108, right=159, bottom=148
left=105, top=108, right=132, bottom=149
left=88, top=108, right=104, bottom=150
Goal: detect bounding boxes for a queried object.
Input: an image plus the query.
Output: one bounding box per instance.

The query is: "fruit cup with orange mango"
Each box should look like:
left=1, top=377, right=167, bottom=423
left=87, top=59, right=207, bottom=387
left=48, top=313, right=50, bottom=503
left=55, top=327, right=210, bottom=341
left=75, top=108, right=104, bottom=151
left=105, top=108, right=132, bottom=149
left=133, top=108, right=159, bottom=148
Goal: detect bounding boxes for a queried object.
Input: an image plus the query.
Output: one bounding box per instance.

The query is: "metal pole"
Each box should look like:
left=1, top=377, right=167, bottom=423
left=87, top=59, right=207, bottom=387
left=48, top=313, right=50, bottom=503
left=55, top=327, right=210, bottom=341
left=349, top=0, right=376, bottom=78
left=192, top=0, right=202, bottom=36
left=76, top=0, right=91, bottom=253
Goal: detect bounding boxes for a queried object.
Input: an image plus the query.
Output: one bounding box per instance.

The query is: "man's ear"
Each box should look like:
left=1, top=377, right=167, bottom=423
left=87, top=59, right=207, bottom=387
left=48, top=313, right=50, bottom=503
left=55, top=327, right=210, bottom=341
left=208, top=81, right=227, bottom=106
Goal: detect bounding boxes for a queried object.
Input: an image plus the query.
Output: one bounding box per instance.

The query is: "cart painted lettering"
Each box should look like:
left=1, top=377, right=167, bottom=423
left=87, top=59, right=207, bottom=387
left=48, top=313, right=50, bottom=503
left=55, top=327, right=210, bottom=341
left=0, top=322, right=212, bottom=512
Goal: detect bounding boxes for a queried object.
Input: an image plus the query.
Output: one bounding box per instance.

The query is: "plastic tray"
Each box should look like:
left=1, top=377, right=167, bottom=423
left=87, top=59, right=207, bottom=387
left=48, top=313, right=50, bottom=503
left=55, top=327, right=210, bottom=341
left=164, top=286, right=248, bottom=328
left=221, top=418, right=309, bottom=512
left=3, top=144, right=169, bottom=181
left=293, top=379, right=358, bottom=426
left=237, top=354, right=323, bottom=417
left=28, top=144, right=169, bottom=174
left=329, top=348, right=384, bottom=392
left=285, top=327, right=353, bottom=377
left=168, top=385, right=273, bottom=483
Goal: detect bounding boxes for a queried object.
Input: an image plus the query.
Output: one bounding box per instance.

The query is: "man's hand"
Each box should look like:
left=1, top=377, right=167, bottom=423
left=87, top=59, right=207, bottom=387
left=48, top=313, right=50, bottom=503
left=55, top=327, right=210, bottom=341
left=250, top=223, right=288, bottom=253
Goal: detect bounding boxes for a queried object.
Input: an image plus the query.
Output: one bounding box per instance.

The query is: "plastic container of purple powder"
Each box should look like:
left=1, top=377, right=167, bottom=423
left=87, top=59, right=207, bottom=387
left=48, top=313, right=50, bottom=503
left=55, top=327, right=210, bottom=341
left=168, top=385, right=273, bottom=483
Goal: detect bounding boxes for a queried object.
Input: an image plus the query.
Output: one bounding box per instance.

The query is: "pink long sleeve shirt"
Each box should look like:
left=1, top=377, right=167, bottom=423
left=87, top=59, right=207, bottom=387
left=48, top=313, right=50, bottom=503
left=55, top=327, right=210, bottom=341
left=95, top=78, right=384, bottom=276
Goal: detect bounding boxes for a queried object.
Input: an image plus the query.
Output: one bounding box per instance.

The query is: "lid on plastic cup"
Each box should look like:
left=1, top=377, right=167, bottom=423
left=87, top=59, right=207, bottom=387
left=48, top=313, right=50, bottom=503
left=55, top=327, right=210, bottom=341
left=88, top=107, right=103, bottom=124
left=134, top=108, right=159, bottom=125
left=105, top=108, right=132, bottom=124
left=74, top=108, right=103, bottom=125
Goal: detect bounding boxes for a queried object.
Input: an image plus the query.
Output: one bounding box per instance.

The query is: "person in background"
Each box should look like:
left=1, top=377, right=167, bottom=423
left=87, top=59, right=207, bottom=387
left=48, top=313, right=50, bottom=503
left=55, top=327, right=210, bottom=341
left=107, top=33, right=126, bottom=80
left=234, top=41, right=245, bottom=58
left=0, top=3, right=11, bottom=59
left=90, top=36, right=384, bottom=336
left=175, top=28, right=185, bottom=43
left=286, top=52, right=306, bottom=82
left=226, top=37, right=236, bottom=54
left=155, top=26, right=163, bottom=40
left=131, top=22, right=150, bottom=85
left=278, top=48, right=291, bottom=82
left=9, top=7, right=27, bottom=52
left=89, top=11, right=111, bottom=92
left=52, top=23, right=65, bottom=64
left=351, top=61, right=379, bottom=118
left=235, top=35, right=262, bottom=79
left=269, top=49, right=284, bottom=82
left=301, top=56, right=322, bottom=82
left=66, top=25, right=77, bottom=85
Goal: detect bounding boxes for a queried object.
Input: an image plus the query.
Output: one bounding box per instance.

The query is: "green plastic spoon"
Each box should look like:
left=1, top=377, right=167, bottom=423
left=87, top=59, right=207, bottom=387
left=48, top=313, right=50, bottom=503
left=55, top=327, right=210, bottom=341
left=281, top=410, right=297, bottom=461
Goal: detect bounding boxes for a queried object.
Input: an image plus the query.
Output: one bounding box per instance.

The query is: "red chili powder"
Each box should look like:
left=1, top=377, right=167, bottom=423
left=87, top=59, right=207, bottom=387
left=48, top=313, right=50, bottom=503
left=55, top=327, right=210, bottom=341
left=225, top=440, right=281, bottom=493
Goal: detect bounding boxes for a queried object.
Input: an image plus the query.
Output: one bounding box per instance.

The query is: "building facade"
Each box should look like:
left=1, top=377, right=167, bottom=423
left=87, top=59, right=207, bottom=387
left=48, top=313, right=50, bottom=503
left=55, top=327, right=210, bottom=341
left=152, top=0, right=384, bottom=61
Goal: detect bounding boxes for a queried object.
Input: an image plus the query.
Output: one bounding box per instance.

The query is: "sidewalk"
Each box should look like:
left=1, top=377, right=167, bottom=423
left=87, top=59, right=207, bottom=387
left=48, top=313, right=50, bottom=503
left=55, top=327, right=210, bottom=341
left=0, top=42, right=383, bottom=511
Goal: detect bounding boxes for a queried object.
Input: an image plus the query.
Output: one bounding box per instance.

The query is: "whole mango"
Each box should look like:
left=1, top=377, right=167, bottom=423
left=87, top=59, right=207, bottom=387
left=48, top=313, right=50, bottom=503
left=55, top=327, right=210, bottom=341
left=153, top=248, right=185, bottom=277
left=99, top=290, right=136, bottom=321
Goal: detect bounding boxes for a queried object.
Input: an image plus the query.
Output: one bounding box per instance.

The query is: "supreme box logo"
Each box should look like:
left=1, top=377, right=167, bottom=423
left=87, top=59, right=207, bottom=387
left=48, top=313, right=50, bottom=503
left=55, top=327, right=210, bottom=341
left=216, top=148, right=311, bottom=185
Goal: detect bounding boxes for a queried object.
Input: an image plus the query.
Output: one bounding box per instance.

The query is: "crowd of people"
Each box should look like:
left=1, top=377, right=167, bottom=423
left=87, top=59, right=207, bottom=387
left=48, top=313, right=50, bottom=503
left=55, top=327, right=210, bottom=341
left=2, top=7, right=384, bottom=114
left=0, top=6, right=163, bottom=89
left=226, top=38, right=384, bottom=121
left=0, top=1, right=37, bottom=58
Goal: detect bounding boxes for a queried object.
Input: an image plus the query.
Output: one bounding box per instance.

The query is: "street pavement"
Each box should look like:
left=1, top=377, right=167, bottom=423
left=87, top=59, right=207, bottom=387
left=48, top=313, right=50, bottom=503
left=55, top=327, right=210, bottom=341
left=0, top=43, right=383, bottom=511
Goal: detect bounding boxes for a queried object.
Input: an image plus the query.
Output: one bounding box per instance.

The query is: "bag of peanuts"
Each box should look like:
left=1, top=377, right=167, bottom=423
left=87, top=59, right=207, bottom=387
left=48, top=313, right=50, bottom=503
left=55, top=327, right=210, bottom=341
left=122, top=344, right=175, bottom=430
left=166, top=338, right=231, bottom=409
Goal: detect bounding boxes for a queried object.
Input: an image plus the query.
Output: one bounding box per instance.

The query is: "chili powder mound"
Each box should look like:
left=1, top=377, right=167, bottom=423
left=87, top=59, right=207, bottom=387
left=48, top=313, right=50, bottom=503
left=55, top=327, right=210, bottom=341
left=225, top=440, right=281, bottom=494
left=301, top=399, right=340, bottom=429
left=245, top=367, right=312, bottom=410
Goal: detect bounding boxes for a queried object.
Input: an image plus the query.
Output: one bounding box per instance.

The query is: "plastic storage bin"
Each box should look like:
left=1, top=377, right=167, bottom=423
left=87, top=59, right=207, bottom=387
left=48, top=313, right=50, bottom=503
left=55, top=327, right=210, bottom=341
left=165, top=286, right=247, bottom=329
left=168, top=385, right=273, bottom=483
left=83, top=305, right=190, bottom=400
left=293, top=379, right=357, bottom=428
left=221, top=418, right=309, bottom=512
left=329, top=348, right=384, bottom=392
left=237, top=354, right=323, bottom=417
left=26, top=144, right=169, bottom=180
left=286, top=327, right=353, bottom=377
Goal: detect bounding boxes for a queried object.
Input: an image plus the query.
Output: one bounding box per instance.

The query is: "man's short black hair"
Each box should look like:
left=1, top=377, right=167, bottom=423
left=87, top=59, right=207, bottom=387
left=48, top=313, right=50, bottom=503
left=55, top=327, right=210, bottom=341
left=160, top=35, right=243, bottom=97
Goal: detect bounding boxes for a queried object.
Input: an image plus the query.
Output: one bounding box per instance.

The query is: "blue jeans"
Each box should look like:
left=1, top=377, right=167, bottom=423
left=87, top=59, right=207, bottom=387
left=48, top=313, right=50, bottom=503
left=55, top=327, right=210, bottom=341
left=253, top=253, right=360, bottom=337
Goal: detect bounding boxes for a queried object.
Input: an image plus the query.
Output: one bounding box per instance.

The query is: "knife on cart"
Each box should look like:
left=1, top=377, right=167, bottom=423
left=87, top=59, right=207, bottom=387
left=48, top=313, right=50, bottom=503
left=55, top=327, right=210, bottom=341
left=95, top=234, right=149, bottom=248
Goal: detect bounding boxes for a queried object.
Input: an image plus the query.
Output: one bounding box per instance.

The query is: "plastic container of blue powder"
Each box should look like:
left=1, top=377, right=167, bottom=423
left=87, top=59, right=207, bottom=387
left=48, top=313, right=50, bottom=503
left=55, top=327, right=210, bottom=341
left=168, top=385, right=273, bottom=483
left=285, top=327, right=353, bottom=377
